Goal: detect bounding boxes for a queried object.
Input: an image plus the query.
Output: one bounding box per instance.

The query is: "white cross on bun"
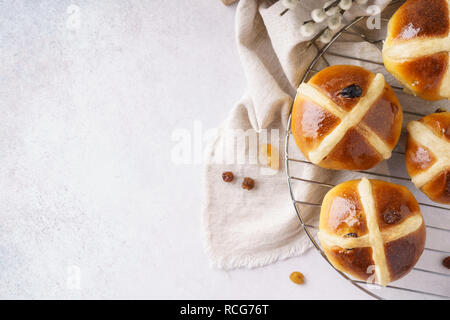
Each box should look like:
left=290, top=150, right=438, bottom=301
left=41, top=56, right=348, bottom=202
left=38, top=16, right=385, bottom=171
left=383, top=0, right=450, bottom=101
left=291, top=65, right=403, bottom=170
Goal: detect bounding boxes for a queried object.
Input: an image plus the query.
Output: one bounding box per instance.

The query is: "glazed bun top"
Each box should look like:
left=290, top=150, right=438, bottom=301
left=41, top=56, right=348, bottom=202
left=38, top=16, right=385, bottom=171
left=291, top=65, right=402, bottom=170
left=319, top=178, right=426, bottom=286
left=383, top=0, right=450, bottom=100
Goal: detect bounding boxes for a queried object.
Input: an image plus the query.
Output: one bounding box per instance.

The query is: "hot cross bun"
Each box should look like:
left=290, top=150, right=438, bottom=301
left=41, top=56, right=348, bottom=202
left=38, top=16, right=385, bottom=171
left=291, top=65, right=403, bottom=170
left=318, top=178, right=426, bottom=286
left=383, top=0, right=450, bottom=101
left=406, top=111, right=450, bottom=204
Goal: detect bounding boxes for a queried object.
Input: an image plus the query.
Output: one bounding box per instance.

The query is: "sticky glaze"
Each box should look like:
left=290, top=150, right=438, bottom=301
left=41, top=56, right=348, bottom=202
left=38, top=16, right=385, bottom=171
left=291, top=97, right=341, bottom=153
left=320, top=128, right=382, bottom=170
left=362, top=85, right=402, bottom=147
left=329, top=246, right=374, bottom=281
left=420, top=112, right=450, bottom=142
left=405, top=138, right=437, bottom=176
left=391, top=0, right=449, bottom=40
left=422, top=169, right=450, bottom=204
left=396, top=52, right=449, bottom=101
left=289, top=271, right=305, bottom=285
left=292, top=65, right=402, bottom=170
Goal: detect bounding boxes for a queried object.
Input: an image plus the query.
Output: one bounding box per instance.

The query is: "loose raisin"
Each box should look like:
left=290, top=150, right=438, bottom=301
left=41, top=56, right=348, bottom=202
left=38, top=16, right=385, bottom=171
left=443, top=257, right=450, bottom=269
left=345, top=233, right=358, bottom=238
left=384, top=210, right=402, bottom=224
left=339, top=84, right=362, bottom=98
left=435, top=108, right=447, bottom=113
left=289, top=271, right=305, bottom=285
left=242, top=177, right=255, bottom=190
left=222, top=171, right=234, bottom=182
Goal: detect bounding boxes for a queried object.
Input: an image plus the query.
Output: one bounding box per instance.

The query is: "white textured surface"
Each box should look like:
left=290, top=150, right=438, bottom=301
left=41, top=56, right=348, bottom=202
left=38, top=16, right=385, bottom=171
left=0, top=0, right=368, bottom=299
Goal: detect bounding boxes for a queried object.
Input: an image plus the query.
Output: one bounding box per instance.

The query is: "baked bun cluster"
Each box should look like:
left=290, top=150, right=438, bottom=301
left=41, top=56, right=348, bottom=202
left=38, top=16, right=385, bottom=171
left=406, top=111, right=450, bottom=204
left=291, top=65, right=403, bottom=170
left=318, top=178, right=426, bottom=286
left=288, top=1, right=450, bottom=285
left=383, top=0, right=450, bottom=101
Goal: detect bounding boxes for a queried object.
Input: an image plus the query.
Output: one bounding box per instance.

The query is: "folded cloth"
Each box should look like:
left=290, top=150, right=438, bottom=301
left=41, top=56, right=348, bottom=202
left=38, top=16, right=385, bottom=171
left=203, top=0, right=395, bottom=269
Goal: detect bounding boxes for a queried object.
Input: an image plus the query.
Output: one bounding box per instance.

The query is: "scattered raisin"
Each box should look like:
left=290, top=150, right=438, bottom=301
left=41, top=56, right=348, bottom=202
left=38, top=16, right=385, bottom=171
left=339, top=84, right=362, bottom=98
left=242, top=177, right=255, bottom=190
left=289, top=271, right=305, bottom=285
left=345, top=233, right=358, bottom=238
left=383, top=210, right=402, bottom=224
left=222, top=171, right=234, bottom=183
left=443, top=257, right=450, bottom=269
left=435, top=108, right=447, bottom=113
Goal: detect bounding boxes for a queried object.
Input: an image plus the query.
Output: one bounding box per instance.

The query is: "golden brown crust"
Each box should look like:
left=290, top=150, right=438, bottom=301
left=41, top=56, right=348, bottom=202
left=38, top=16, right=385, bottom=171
left=370, top=180, right=421, bottom=232
left=319, top=179, right=426, bottom=285
left=405, top=138, right=437, bottom=176
left=406, top=112, right=450, bottom=204
left=319, top=128, right=383, bottom=170
left=385, top=223, right=426, bottom=282
left=291, top=97, right=341, bottom=154
left=361, top=85, right=402, bottom=148
left=327, top=246, right=374, bottom=281
left=292, top=65, right=402, bottom=170
left=319, top=180, right=368, bottom=237
left=421, top=169, right=450, bottom=203
left=394, top=52, right=449, bottom=101
left=390, top=0, right=449, bottom=40
left=420, top=111, right=450, bottom=141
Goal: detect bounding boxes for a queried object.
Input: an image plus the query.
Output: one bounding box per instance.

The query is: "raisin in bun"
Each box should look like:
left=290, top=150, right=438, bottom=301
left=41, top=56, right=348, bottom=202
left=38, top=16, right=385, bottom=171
left=383, top=0, right=450, bottom=101
left=318, top=178, right=426, bottom=286
left=406, top=111, right=450, bottom=204
left=291, top=65, right=403, bottom=170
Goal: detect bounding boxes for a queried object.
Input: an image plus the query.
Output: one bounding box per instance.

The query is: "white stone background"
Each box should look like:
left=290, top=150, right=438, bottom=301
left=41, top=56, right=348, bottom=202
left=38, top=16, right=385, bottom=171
left=0, top=0, right=369, bottom=299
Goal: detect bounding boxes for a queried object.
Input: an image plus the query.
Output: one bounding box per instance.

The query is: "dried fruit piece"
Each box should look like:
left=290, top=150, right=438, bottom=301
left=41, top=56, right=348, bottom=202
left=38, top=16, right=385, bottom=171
left=443, top=257, right=450, bottom=269
left=222, top=171, right=234, bottom=182
left=242, top=177, right=255, bottom=190
left=345, top=233, right=358, bottom=238
left=435, top=108, right=447, bottom=113
left=383, top=210, right=402, bottom=224
left=260, top=144, right=280, bottom=170
left=339, top=84, right=362, bottom=98
left=289, top=271, right=305, bottom=285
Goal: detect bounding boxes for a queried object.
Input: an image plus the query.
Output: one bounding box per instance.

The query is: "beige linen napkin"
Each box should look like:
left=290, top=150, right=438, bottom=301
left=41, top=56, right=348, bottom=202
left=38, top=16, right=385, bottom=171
left=203, top=0, right=394, bottom=269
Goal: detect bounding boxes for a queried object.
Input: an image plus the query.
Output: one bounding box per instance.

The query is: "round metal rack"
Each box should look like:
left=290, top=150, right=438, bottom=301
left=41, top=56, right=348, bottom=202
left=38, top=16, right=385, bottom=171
left=284, top=0, right=450, bottom=300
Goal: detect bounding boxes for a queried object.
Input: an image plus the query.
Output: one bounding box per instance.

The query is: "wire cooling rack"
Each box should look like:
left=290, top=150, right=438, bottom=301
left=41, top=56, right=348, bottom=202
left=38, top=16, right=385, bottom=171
left=284, top=0, right=450, bottom=300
